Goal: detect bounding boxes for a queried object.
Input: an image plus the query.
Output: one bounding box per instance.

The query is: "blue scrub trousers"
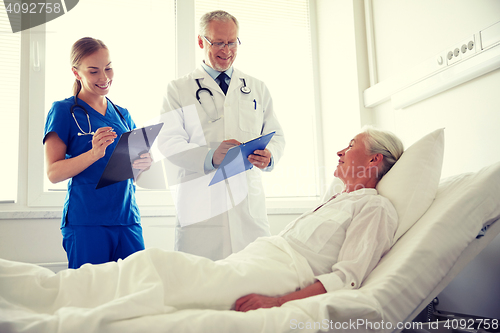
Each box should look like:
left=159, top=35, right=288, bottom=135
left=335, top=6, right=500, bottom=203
left=62, top=224, right=145, bottom=269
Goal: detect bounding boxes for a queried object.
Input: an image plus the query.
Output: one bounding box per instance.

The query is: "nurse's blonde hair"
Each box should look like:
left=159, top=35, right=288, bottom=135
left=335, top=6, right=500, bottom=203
left=199, top=10, right=239, bottom=37
left=70, top=37, right=108, bottom=96
left=362, top=125, right=404, bottom=179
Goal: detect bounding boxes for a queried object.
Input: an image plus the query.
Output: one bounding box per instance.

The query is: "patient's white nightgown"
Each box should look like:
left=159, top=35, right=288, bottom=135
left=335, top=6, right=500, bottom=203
left=279, top=187, right=398, bottom=292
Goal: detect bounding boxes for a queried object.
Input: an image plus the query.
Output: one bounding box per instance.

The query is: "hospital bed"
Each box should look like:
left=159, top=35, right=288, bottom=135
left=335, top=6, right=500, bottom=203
left=1, top=128, right=499, bottom=333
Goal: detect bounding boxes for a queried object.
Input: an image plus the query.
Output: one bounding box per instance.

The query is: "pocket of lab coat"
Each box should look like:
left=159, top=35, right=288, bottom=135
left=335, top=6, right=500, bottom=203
left=287, top=209, right=350, bottom=253
left=238, top=100, right=263, bottom=134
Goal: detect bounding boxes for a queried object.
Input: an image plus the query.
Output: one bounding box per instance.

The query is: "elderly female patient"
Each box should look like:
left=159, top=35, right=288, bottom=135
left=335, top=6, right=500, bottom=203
left=234, top=126, right=403, bottom=311
left=0, top=127, right=404, bottom=315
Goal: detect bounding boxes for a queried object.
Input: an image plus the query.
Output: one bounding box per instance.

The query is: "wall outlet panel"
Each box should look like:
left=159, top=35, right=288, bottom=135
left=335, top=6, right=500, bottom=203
left=480, top=21, right=500, bottom=50
left=364, top=20, right=500, bottom=108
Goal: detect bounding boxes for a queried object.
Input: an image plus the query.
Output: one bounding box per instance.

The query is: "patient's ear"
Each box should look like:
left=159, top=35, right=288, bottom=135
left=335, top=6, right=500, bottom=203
left=369, top=153, right=384, bottom=166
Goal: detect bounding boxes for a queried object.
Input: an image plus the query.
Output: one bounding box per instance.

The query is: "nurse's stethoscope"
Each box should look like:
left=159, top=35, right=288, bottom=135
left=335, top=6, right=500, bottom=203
left=195, top=77, right=251, bottom=123
left=70, top=92, right=130, bottom=136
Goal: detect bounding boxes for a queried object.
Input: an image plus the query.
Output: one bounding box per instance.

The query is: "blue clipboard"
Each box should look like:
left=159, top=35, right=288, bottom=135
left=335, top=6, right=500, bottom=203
left=209, top=131, right=275, bottom=186
left=96, top=123, right=164, bottom=189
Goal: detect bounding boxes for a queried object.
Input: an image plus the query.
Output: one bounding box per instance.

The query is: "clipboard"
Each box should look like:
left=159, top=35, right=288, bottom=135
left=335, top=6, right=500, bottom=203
left=209, top=131, right=275, bottom=186
left=96, top=123, right=164, bottom=189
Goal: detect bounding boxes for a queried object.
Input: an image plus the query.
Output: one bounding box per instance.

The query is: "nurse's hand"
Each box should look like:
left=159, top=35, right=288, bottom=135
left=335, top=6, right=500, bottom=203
left=132, top=153, right=152, bottom=170
left=91, top=127, right=117, bottom=160
left=213, top=139, right=241, bottom=167
left=248, top=148, right=271, bottom=169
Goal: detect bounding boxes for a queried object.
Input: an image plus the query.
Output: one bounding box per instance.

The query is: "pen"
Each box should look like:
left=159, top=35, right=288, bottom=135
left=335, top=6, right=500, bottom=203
left=253, top=99, right=256, bottom=110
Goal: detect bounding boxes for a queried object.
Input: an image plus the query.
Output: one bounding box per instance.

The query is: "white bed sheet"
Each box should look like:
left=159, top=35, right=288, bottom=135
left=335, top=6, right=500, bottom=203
left=1, top=162, right=499, bottom=333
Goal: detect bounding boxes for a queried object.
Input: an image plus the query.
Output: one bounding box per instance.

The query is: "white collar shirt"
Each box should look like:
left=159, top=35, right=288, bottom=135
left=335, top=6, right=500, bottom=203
left=279, top=188, right=398, bottom=292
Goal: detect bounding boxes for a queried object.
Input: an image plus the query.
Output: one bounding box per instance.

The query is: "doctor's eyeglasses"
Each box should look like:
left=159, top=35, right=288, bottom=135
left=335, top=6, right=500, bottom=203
left=202, top=36, right=241, bottom=50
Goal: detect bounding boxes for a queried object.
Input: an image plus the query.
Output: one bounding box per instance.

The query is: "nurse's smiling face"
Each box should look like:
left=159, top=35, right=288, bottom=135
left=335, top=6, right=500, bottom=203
left=72, top=48, right=114, bottom=98
left=199, top=20, right=238, bottom=72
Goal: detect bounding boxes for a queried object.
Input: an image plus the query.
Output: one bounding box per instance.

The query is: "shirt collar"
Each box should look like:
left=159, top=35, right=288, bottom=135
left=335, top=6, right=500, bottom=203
left=338, top=188, right=378, bottom=198
left=201, top=61, right=233, bottom=81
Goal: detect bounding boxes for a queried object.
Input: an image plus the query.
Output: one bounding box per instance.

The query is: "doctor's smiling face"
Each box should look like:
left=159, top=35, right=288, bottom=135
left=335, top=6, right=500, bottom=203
left=72, top=47, right=113, bottom=98
left=199, top=19, right=238, bottom=72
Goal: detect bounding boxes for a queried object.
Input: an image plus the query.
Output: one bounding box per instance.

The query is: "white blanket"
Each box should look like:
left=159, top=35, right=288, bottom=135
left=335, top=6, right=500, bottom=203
left=0, top=236, right=316, bottom=333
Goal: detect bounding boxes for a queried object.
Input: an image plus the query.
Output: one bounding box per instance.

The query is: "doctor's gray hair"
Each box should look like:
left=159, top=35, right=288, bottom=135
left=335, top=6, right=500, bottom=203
left=362, top=126, right=404, bottom=179
left=70, top=37, right=108, bottom=96
left=199, top=10, right=239, bottom=37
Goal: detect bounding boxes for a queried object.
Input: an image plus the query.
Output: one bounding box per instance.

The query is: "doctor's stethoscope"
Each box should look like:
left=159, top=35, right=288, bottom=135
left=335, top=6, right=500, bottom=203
left=70, top=92, right=130, bottom=136
left=195, top=77, right=251, bottom=123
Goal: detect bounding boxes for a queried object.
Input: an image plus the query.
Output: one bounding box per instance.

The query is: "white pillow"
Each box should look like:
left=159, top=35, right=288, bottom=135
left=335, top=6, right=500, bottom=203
left=377, top=128, right=445, bottom=242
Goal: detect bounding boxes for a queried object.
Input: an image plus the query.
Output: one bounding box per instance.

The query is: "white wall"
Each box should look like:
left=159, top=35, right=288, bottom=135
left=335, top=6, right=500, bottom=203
left=0, top=215, right=177, bottom=271
left=369, top=0, right=500, bottom=178
left=367, top=0, right=500, bottom=319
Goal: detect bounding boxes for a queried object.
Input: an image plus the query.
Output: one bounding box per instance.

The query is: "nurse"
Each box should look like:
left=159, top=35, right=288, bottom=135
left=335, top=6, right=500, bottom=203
left=158, top=10, right=285, bottom=260
left=43, top=37, right=151, bottom=269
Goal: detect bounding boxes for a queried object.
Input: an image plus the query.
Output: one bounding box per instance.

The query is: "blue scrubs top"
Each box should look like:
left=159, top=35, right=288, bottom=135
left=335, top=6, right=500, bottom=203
left=44, top=96, right=141, bottom=228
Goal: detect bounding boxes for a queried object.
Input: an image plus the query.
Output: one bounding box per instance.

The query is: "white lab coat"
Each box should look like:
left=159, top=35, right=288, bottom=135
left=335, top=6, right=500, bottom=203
left=158, top=65, right=285, bottom=260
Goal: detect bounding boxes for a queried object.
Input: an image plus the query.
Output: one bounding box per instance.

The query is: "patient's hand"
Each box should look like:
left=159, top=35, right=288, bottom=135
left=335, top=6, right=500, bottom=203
left=234, top=293, right=281, bottom=312
left=235, top=281, right=327, bottom=312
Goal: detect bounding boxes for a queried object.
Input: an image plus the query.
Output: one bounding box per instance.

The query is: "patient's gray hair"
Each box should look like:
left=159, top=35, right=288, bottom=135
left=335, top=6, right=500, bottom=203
left=199, top=10, right=239, bottom=36
left=362, top=126, right=404, bottom=179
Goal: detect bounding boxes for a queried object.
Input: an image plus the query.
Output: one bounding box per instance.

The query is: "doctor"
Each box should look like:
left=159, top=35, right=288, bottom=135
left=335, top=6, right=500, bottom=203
left=158, top=10, right=285, bottom=260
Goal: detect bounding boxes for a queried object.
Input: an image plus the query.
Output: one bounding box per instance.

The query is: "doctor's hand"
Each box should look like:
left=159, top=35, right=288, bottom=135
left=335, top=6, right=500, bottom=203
left=213, top=139, right=241, bottom=167
left=91, top=127, right=117, bottom=160
left=132, top=153, right=152, bottom=170
left=248, top=148, right=271, bottom=169
left=234, top=293, right=282, bottom=312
